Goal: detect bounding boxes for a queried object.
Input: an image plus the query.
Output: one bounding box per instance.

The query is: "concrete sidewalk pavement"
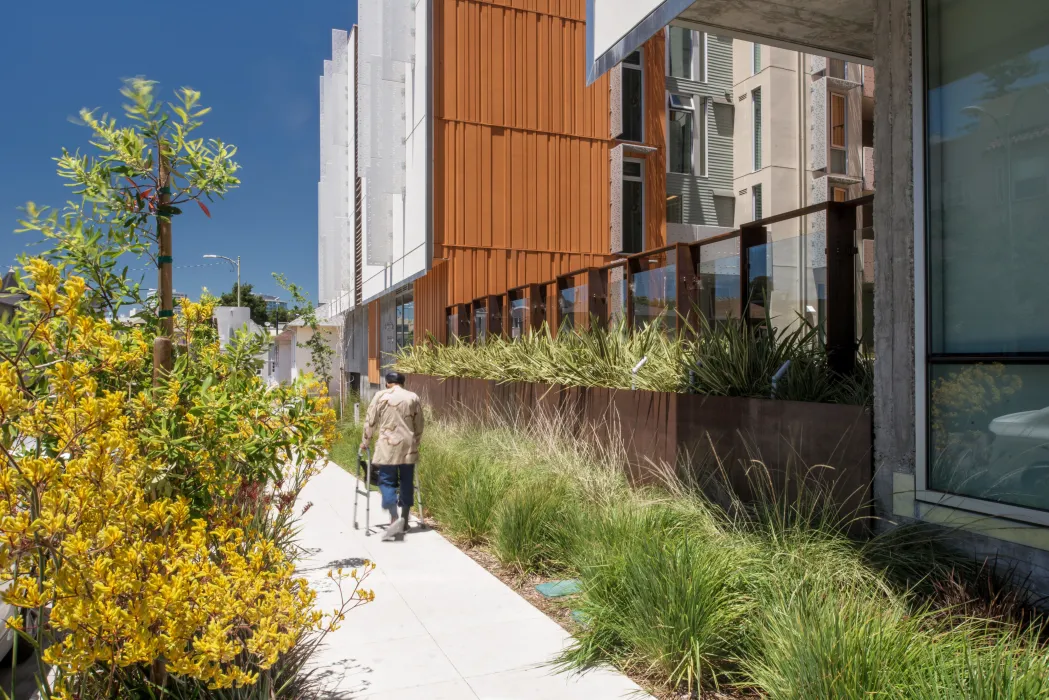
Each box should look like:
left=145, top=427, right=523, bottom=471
left=297, top=461, right=650, bottom=699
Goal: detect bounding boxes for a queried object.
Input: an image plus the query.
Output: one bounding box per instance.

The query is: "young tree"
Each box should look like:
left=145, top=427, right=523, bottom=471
left=19, top=78, right=239, bottom=383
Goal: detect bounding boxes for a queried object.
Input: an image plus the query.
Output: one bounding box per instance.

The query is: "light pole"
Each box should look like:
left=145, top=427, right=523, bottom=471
left=204, top=254, right=241, bottom=307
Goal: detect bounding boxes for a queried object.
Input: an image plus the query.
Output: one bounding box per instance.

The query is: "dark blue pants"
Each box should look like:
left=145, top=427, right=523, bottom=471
left=376, top=464, right=415, bottom=512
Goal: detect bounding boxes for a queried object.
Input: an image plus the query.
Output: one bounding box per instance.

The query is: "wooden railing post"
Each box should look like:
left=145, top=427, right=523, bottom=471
left=739, top=224, right=767, bottom=324
left=825, top=201, right=857, bottom=374
left=626, top=256, right=644, bottom=333
left=456, top=303, right=471, bottom=340
left=487, top=294, right=503, bottom=338
left=527, top=284, right=545, bottom=332
left=587, top=267, right=608, bottom=329
left=553, top=276, right=568, bottom=336
left=675, top=243, right=700, bottom=336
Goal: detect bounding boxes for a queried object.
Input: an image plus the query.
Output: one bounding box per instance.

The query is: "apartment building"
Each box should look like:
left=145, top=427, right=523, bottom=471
left=319, top=1, right=738, bottom=395
left=731, top=43, right=875, bottom=343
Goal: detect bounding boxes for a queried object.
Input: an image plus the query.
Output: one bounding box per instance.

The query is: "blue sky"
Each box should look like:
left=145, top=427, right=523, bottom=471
left=0, top=1, right=357, bottom=302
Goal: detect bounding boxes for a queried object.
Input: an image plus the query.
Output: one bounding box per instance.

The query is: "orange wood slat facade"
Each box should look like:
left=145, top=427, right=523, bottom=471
left=415, top=0, right=620, bottom=341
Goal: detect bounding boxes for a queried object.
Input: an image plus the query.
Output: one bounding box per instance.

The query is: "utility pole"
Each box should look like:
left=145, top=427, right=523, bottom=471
left=153, top=156, right=174, bottom=386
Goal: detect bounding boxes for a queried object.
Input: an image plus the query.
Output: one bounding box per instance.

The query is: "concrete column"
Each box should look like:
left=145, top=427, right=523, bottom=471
left=872, top=0, right=917, bottom=527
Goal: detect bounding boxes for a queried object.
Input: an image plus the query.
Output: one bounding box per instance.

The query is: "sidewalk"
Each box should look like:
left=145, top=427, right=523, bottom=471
left=298, top=461, right=650, bottom=699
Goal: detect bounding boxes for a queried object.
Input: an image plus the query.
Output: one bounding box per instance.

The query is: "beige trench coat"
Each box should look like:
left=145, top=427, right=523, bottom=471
left=362, top=385, right=425, bottom=465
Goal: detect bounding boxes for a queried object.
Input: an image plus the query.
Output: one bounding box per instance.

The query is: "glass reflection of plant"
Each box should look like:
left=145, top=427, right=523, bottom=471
left=930, top=364, right=1022, bottom=489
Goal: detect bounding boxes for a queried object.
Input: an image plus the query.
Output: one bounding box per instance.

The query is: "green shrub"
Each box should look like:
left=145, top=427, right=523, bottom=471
left=491, top=473, right=580, bottom=574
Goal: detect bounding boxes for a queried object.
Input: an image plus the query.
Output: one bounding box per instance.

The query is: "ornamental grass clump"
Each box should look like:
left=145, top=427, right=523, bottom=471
left=0, top=261, right=369, bottom=699
left=394, top=314, right=873, bottom=405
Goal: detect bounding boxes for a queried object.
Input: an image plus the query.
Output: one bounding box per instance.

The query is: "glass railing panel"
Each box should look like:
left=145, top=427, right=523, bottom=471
left=699, top=237, right=741, bottom=325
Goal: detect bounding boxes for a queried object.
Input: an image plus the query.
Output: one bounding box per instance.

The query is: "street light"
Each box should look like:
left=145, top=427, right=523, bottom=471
left=203, top=254, right=241, bottom=307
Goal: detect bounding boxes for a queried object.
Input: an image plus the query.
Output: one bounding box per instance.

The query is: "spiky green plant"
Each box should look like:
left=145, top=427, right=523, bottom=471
left=394, top=315, right=873, bottom=405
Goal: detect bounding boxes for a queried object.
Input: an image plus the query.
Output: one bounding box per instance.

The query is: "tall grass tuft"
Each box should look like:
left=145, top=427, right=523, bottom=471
left=562, top=503, right=752, bottom=692
left=743, top=586, right=933, bottom=699
left=491, top=473, right=580, bottom=574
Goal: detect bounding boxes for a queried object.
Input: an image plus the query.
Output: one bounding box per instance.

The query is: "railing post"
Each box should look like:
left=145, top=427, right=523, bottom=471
left=553, top=275, right=568, bottom=336
left=527, top=284, right=545, bottom=332
left=675, top=243, right=700, bottom=336
left=739, top=224, right=767, bottom=324
left=587, top=267, right=608, bottom=329
left=487, top=294, right=503, bottom=338
left=626, top=256, right=644, bottom=333
left=456, top=303, right=471, bottom=340
left=825, top=201, right=857, bottom=374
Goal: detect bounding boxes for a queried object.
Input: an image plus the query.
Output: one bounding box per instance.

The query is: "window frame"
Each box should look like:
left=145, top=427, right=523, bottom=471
left=752, top=183, right=763, bottom=221
left=621, top=49, right=645, bottom=143
left=912, top=0, right=1049, bottom=526
left=667, top=26, right=693, bottom=81
left=668, top=93, right=696, bottom=175
left=623, top=157, right=646, bottom=254
left=752, top=42, right=761, bottom=75
left=830, top=92, right=848, bottom=173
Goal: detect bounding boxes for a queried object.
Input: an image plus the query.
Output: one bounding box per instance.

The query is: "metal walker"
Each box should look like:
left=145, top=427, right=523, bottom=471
left=352, top=446, right=425, bottom=536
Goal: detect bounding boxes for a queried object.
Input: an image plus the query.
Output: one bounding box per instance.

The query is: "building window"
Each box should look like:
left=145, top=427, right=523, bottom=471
left=752, top=43, right=761, bottom=74
left=752, top=184, right=763, bottom=221
left=830, top=93, right=847, bottom=174
left=668, top=27, right=692, bottom=80
left=623, top=159, right=644, bottom=253
left=828, top=58, right=848, bottom=79
left=669, top=94, right=694, bottom=174
left=833, top=186, right=848, bottom=202
left=394, top=287, right=414, bottom=350
left=752, top=88, right=762, bottom=171
left=923, top=0, right=1049, bottom=514
left=621, top=51, right=643, bottom=142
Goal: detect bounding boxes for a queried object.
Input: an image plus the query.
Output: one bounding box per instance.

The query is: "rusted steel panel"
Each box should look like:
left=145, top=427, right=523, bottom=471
left=406, top=373, right=873, bottom=527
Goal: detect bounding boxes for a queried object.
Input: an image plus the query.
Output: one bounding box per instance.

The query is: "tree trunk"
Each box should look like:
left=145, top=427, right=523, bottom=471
left=153, top=156, right=174, bottom=386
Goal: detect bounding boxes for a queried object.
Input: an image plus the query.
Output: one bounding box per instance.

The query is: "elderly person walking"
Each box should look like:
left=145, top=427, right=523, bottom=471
left=360, top=371, right=425, bottom=541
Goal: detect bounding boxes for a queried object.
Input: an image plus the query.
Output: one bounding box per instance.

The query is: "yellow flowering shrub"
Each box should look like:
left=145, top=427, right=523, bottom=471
left=0, top=259, right=364, bottom=697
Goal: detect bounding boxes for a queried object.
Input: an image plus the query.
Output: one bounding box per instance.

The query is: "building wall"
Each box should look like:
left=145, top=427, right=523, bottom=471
left=414, top=259, right=450, bottom=345
left=318, top=29, right=355, bottom=307
left=664, top=33, right=735, bottom=228
left=421, top=0, right=619, bottom=340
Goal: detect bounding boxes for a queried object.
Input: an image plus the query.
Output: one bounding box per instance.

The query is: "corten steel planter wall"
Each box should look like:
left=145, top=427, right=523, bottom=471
left=406, top=374, right=873, bottom=524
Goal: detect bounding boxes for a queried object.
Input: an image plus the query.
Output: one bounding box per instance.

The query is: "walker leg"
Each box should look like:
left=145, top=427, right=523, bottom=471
left=364, top=456, right=372, bottom=536
left=415, top=470, right=424, bottom=530
left=352, top=457, right=361, bottom=530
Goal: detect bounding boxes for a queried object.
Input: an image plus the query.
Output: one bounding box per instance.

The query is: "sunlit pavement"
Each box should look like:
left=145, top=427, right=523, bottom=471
left=297, top=461, right=651, bottom=699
